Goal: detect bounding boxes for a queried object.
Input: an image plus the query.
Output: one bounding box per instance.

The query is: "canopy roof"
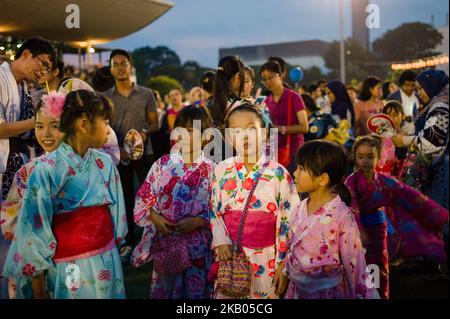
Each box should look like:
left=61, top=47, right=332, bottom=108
left=0, top=0, right=173, bottom=46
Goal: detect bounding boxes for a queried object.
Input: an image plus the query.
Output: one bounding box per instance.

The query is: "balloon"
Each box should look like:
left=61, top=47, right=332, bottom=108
left=289, top=66, right=304, bottom=83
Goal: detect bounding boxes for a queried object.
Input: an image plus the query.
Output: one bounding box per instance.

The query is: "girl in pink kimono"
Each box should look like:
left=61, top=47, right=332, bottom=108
left=345, top=135, right=448, bottom=299
left=285, top=140, right=378, bottom=299
left=131, top=105, right=215, bottom=299
left=210, top=103, right=300, bottom=299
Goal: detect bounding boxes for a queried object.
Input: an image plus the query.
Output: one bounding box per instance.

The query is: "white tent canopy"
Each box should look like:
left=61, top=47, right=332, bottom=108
left=0, top=0, right=173, bottom=45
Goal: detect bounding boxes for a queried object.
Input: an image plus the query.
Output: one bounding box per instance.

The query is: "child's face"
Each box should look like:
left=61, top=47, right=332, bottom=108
left=89, top=117, right=110, bottom=149
left=35, top=112, right=64, bottom=153
left=293, top=165, right=317, bottom=193
left=386, top=108, right=403, bottom=130
left=227, top=111, right=264, bottom=161
left=175, top=126, right=202, bottom=154
left=355, top=144, right=379, bottom=175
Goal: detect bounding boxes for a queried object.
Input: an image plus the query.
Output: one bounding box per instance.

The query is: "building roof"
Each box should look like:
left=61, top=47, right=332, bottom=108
left=219, top=40, right=330, bottom=61
left=0, top=0, right=173, bottom=45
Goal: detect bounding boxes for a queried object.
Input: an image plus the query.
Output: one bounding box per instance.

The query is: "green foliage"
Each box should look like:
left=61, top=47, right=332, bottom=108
left=324, top=38, right=388, bottom=82
left=145, top=75, right=184, bottom=98
left=372, top=22, right=443, bottom=61
left=131, top=46, right=181, bottom=85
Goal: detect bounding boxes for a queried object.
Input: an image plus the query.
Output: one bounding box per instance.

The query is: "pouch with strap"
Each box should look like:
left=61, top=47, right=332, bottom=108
left=216, top=161, right=269, bottom=298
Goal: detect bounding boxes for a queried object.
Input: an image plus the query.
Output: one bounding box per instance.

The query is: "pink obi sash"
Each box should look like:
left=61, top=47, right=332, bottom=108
left=52, top=205, right=115, bottom=263
left=223, top=210, right=276, bottom=249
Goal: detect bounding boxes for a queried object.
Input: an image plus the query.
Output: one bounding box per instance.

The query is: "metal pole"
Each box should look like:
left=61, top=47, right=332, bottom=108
left=339, top=0, right=346, bottom=84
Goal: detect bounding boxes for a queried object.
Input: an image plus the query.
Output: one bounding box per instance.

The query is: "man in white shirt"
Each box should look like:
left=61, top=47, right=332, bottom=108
left=388, top=70, right=419, bottom=122
left=0, top=37, right=56, bottom=201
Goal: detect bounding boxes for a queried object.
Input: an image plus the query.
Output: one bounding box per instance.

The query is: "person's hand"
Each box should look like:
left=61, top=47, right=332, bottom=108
left=215, top=244, right=233, bottom=261
left=175, top=217, right=205, bottom=234
left=150, top=211, right=175, bottom=235
left=391, top=134, right=405, bottom=147
left=120, top=150, right=130, bottom=161
left=273, top=262, right=289, bottom=296
left=139, top=131, right=148, bottom=142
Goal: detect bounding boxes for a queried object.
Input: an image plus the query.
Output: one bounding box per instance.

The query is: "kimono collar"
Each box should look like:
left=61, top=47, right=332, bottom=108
left=234, top=152, right=268, bottom=178
left=308, top=195, right=344, bottom=217
left=169, top=150, right=206, bottom=166
left=356, top=168, right=379, bottom=182
left=60, top=142, right=93, bottom=162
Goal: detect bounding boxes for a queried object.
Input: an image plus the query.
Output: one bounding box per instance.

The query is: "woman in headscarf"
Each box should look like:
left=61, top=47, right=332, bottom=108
left=392, top=70, right=449, bottom=210
left=326, top=80, right=356, bottom=127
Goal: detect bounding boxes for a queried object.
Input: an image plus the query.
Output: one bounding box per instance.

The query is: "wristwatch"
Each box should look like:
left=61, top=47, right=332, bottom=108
left=281, top=126, right=287, bottom=135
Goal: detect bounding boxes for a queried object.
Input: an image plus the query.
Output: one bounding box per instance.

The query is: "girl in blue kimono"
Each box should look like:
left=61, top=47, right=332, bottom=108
left=2, top=90, right=127, bottom=299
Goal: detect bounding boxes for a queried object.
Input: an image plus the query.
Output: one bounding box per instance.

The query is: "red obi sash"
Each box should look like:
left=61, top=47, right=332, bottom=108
left=52, top=205, right=115, bottom=263
left=223, top=210, right=276, bottom=249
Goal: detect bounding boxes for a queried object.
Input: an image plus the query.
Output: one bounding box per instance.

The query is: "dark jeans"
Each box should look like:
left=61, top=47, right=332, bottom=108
left=118, top=154, right=154, bottom=247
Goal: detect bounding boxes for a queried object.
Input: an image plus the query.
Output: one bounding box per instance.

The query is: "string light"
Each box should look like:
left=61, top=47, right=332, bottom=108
left=391, top=54, right=449, bottom=70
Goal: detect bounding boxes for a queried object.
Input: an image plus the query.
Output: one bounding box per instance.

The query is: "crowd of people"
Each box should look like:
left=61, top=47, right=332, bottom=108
left=0, top=37, right=448, bottom=300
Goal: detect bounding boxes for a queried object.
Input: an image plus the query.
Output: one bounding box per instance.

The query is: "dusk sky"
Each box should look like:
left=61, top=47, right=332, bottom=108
left=101, top=0, right=449, bottom=67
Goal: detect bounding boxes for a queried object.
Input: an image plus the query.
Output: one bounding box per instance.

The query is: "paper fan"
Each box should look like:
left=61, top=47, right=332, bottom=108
left=366, top=114, right=397, bottom=137
left=123, top=129, right=144, bottom=161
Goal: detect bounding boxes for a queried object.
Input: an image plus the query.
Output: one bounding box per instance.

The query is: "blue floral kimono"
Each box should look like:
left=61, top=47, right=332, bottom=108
left=2, top=143, right=127, bottom=299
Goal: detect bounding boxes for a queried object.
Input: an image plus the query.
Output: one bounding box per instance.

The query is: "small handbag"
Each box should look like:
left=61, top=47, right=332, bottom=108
left=216, top=162, right=268, bottom=298
left=151, top=234, right=192, bottom=276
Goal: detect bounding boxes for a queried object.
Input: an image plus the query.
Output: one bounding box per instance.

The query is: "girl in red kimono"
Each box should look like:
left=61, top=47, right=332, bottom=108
left=345, top=135, right=448, bottom=299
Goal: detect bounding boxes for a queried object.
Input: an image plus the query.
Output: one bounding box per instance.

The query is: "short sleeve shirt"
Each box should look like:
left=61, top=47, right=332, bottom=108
left=104, top=84, right=157, bottom=155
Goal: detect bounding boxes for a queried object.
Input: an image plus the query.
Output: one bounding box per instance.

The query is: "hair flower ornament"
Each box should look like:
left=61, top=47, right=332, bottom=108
left=41, top=92, right=66, bottom=119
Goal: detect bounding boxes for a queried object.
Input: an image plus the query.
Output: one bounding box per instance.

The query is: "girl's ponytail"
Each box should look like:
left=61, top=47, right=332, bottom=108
left=331, top=182, right=352, bottom=207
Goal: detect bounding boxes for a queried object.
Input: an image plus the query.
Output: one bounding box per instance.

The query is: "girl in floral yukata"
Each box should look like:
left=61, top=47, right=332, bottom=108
left=345, top=135, right=448, bottom=299
left=210, top=103, right=300, bottom=299
left=1, top=92, right=66, bottom=298
left=2, top=90, right=127, bottom=299
left=131, top=105, right=215, bottom=299
left=285, top=140, right=378, bottom=299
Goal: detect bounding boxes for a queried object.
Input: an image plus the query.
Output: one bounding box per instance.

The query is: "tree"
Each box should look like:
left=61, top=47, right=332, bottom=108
left=302, top=66, right=324, bottom=85
left=145, top=75, right=184, bottom=98
left=372, top=22, right=443, bottom=61
left=131, top=46, right=181, bottom=84
left=324, top=38, right=388, bottom=82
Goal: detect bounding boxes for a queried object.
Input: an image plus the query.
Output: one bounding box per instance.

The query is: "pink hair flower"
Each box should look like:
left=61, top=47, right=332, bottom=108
left=41, top=92, right=66, bottom=120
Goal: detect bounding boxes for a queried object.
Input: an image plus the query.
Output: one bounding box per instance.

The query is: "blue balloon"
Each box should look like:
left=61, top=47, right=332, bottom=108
left=289, top=66, right=304, bottom=83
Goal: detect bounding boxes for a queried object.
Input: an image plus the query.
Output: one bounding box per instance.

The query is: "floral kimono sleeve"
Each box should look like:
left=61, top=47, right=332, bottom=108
left=339, top=211, right=377, bottom=299
left=130, top=161, right=160, bottom=267
left=2, top=165, right=56, bottom=279
left=382, top=175, right=448, bottom=236
left=1, top=164, right=29, bottom=239
left=107, top=163, right=128, bottom=246
left=133, top=160, right=161, bottom=227
left=209, top=173, right=232, bottom=248
left=275, top=173, right=299, bottom=267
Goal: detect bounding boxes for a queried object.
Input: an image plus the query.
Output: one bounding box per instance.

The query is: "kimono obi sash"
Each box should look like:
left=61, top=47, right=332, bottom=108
left=360, top=208, right=387, bottom=227
left=52, top=205, right=115, bottom=263
left=223, top=209, right=276, bottom=249
left=360, top=208, right=395, bottom=235
left=289, top=266, right=344, bottom=294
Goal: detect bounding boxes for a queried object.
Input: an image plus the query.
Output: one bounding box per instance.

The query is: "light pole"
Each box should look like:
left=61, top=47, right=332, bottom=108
left=339, top=0, right=346, bottom=84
